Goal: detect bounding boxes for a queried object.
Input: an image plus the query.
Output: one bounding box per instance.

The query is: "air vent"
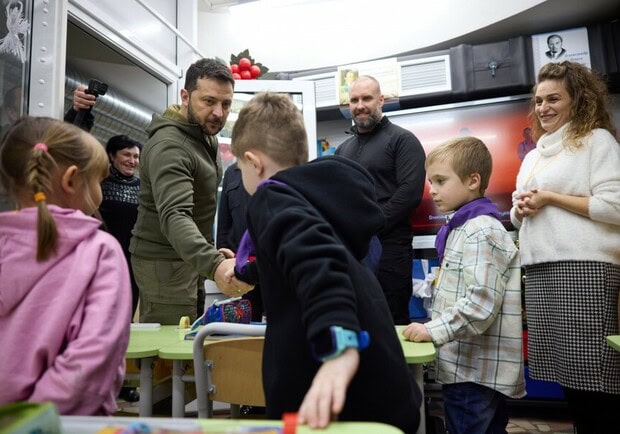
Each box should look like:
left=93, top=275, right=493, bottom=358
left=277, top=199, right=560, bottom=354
left=293, top=72, right=338, bottom=108
left=399, top=55, right=451, bottom=96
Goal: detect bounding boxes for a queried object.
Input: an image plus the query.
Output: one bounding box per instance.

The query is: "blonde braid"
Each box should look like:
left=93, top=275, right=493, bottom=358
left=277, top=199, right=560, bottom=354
left=26, top=144, right=58, bottom=261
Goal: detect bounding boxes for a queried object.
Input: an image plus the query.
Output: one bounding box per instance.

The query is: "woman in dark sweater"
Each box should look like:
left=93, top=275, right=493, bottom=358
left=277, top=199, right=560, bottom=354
left=99, top=135, right=142, bottom=316
left=65, top=88, right=143, bottom=403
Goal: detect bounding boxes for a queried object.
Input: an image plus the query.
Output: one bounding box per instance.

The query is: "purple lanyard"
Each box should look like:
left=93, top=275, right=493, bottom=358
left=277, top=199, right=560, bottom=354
left=235, top=179, right=287, bottom=273
left=434, top=197, right=501, bottom=263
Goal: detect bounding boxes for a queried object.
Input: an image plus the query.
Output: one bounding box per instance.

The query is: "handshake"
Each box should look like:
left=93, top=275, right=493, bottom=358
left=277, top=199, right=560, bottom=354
left=214, top=248, right=254, bottom=297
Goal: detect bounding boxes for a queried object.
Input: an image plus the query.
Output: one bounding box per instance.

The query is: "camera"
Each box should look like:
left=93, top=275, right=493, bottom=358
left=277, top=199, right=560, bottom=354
left=87, top=79, right=108, bottom=97
left=72, top=78, right=108, bottom=128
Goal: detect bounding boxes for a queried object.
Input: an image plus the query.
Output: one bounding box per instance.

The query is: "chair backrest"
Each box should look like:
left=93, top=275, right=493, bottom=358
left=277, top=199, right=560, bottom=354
left=192, top=322, right=266, bottom=418
left=205, top=337, right=265, bottom=406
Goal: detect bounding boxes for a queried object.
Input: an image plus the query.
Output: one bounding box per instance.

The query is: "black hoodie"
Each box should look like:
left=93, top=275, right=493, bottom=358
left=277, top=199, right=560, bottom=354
left=240, top=155, right=421, bottom=433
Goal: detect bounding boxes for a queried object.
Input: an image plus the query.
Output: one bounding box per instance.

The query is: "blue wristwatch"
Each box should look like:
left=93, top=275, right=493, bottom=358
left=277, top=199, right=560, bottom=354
left=312, top=326, right=370, bottom=362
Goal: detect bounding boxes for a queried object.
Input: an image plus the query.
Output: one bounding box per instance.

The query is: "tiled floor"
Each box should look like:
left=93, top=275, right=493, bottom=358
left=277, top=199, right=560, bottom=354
left=506, top=406, right=574, bottom=434
left=507, top=419, right=574, bottom=434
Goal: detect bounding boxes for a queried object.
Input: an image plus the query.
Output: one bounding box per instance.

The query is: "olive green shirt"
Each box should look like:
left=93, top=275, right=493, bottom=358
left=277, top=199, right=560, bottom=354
left=129, top=105, right=224, bottom=280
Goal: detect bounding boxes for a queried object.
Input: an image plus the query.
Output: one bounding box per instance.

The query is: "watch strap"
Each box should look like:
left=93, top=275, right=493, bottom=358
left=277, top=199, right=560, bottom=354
left=317, top=326, right=370, bottom=362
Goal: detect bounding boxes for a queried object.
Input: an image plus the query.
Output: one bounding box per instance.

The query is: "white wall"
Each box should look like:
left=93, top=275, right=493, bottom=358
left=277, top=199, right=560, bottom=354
left=197, top=0, right=544, bottom=72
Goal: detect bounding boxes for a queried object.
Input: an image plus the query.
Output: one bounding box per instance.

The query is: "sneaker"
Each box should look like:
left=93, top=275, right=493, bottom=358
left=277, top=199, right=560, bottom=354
left=119, top=387, right=140, bottom=403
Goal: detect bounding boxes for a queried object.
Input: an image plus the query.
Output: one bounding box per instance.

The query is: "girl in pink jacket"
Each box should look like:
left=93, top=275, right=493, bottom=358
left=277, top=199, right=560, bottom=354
left=0, top=116, right=132, bottom=415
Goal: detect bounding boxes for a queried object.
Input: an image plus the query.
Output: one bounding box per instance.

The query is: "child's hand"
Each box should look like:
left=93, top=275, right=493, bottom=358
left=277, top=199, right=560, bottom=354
left=224, top=266, right=235, bottom=280
left=402, top=322, right=431, bottom=342
left=297, top=348, right=360, bottom=429
left=214, top=259, right=253, bottom=297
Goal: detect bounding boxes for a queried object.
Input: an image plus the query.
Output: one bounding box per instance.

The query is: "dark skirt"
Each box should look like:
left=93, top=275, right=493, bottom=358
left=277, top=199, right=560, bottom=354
left=524, top=261, right=620, bottom=394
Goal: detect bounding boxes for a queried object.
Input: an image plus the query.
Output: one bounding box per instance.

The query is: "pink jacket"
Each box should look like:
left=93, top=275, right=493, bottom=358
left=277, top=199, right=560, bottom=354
left=0, top=206, right=131, bottom=415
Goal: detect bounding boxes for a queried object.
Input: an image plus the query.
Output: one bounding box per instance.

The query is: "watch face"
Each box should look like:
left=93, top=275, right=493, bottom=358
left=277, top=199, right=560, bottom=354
left=312, top=328, right=336, bottom=359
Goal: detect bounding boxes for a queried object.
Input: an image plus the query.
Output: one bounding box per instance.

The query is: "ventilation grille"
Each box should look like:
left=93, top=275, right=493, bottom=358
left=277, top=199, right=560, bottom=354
left=293, top=72, right=338, bottom=107
left=400, top=55, right=451, bottom=96
left=292, top=54, right=451, bottom=107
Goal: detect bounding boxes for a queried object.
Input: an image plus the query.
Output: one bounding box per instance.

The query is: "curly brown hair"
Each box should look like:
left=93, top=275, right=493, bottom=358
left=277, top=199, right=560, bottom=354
left=530, top=61, right=617, bottom=147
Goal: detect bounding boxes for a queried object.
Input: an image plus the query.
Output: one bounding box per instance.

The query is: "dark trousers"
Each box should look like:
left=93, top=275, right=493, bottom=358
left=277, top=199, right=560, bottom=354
left=563, top=387, right=620, bottom=433
left=124, top=251, right=140, bottom=319
left=443, top=382, right=509, bottom=434
left=377, top=233, right=413, bottom=325
left=197, top=275, right=205, bottom=318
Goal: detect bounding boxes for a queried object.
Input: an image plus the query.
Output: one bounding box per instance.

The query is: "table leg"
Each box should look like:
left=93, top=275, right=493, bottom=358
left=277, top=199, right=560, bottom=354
left=172, top=360, right=186, bottom=417
left=138, top=357, right=155, bottom=417
left=411, top=364, right=426, bottom=434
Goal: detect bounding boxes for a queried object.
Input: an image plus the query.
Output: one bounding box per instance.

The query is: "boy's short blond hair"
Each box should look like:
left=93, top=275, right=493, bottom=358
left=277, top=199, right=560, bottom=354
left=426, top=136, right=492, bottom=196
left=231, top=92, right=308, bottom=166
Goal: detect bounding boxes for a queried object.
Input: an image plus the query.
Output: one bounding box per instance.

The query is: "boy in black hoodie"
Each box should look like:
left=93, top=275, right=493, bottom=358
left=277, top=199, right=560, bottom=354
left=229, top=92, right=421, bottom=433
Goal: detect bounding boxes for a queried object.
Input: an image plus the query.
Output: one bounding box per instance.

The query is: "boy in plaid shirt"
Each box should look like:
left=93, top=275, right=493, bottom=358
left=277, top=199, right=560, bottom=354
left=403, top=136, right=525, bottom=434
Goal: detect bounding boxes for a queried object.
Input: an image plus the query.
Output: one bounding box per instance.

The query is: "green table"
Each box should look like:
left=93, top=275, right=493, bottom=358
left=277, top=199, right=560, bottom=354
left=395, top=325, right=436, bottom=364
left=61, top=415, right=404, bottom=433
left=156, top=326, right=436, bottom=434
left=158, top=334, right=244, bottom=417
left=126, top=325, right=186, bottom=416
left=127, top=325, right=184, bottom=357
left=607, top=335, right=620, bottom=352
left=395, top=325, right=436, bottom=434
left=143, top=329, right=248, bottom=417
left=125, top=325, right=436, bottom=433
left=158, top=337, right=199, bottom=418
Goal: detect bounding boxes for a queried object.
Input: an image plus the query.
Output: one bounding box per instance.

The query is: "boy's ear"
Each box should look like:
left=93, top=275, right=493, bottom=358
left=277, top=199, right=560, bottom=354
left=244, top=151, right=264, bottom=176
left=468, top=172, right=481, bottom=191
left=60, top=165, right=80, bottom=195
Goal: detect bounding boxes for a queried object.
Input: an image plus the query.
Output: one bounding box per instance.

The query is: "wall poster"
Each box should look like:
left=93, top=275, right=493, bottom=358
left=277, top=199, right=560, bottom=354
left=337, top=58, right=399, bottom=106
left=531, top=27, right=591, bottom=74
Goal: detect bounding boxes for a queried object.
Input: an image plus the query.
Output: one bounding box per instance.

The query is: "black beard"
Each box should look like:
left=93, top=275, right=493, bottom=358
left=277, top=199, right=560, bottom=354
left=187, top=101, right=222, bottom=136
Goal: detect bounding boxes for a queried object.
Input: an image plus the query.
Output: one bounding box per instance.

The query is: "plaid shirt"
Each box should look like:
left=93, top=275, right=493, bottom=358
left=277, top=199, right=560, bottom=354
left=427, top=215, right=526, bottom=398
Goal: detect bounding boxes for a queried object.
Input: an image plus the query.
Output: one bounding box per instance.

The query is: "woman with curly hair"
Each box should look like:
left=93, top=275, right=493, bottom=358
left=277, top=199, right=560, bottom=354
left=511, top=61, right=620, bottom=433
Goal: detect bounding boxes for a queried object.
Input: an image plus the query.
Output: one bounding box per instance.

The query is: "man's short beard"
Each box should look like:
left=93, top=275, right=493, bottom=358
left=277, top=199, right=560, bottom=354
left=187, top=100, right=223, bottom=136
left=354, top=110, right=381, bottom=131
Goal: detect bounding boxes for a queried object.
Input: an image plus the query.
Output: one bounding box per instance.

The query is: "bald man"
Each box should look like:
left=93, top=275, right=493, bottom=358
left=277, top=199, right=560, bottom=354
left=336, top=76, right=426, bottom=325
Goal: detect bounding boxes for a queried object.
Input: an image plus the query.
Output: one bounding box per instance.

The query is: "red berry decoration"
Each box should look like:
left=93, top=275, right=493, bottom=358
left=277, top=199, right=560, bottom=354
left=250, top=64, right=261, bottom=78
left=239, top=58, right=252, bottom=71
left=232, top=72, right=241, bottom=80
left=230, top=50, right=269, bottom=80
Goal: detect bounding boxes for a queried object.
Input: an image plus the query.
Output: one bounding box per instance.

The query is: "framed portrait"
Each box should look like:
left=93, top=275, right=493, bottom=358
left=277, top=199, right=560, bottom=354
left=531, top=27, right=591, bottom=74
left=337, top=58, right=399, bottom=106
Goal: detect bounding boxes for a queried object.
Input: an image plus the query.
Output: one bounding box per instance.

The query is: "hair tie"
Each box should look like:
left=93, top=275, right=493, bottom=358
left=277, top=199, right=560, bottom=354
left=34, top=143, right=48, bottom=152
left=34, top=192, right=46, bottom=202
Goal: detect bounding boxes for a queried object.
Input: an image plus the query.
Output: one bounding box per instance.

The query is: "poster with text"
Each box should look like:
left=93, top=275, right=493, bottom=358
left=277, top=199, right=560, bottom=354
left=532, top=27, right=591, bottom=75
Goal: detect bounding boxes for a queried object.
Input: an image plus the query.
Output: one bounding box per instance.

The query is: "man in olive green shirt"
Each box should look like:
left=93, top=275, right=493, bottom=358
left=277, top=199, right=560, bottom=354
left=130, top=58, right=250, bottom=324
